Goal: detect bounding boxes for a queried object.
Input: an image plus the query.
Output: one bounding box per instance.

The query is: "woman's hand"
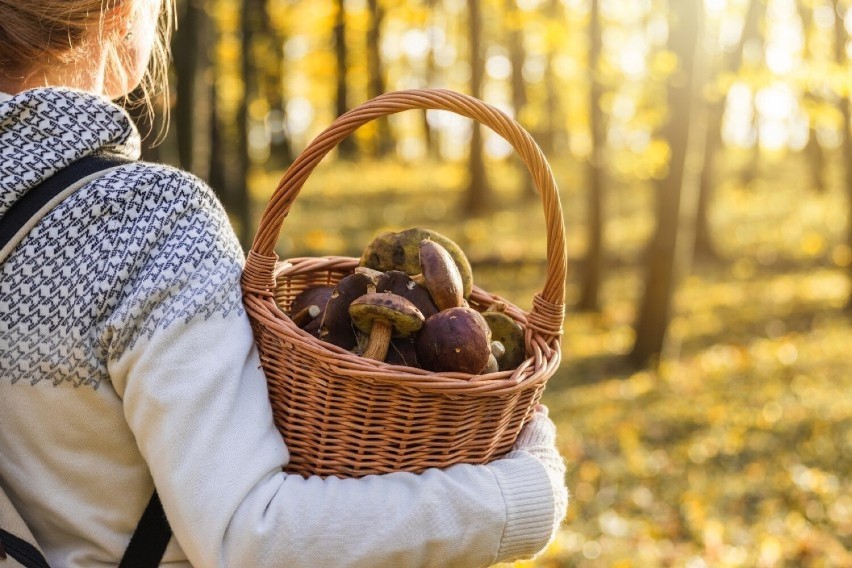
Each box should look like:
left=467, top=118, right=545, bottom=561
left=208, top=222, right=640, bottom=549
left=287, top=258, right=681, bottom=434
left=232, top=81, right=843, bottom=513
left=508, top=404, right=569, bottom=535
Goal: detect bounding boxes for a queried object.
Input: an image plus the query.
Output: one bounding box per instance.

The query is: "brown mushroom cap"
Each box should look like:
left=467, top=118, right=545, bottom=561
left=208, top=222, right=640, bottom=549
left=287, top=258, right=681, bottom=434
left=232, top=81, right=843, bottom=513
left=385, top=337, right=420, bottom=367
left=289, top=285, right=334, bottom=336
left=480, top=354, right=499, bottom=374
left=415, top=307, right=492, bottom=374
left=349, top=293, right=425, bottom=360
left=318, top=270, right=383, bottom=350
left=414, top=239, right=464, bottom=311
left=377, top=270, right=439, bottom=318
left=359, top=228, right=474, bottom=299
left=482, top=310, right=525, bottom=371
left=291, top=285, right=334, bottom=316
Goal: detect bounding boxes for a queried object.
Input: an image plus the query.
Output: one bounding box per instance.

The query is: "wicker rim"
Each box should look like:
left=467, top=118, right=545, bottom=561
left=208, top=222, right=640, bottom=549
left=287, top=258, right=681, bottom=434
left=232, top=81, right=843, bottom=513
left=243, top=88, right=567, bottom=340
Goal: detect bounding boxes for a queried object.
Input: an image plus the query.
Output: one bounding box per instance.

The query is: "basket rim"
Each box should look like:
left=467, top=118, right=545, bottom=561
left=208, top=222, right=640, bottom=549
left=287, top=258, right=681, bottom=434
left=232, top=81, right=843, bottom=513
left=245, top=257, right=562, bottom=397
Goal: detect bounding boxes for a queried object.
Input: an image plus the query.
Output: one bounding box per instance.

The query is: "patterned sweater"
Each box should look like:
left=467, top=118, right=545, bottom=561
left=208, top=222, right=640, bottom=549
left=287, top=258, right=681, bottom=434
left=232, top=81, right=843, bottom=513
left=0, top=88, right=564, bottom=567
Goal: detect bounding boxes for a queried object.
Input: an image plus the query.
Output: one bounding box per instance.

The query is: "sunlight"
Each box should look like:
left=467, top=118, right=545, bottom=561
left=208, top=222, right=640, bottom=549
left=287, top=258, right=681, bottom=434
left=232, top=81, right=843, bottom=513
left=285, top=96, right=314, bottom=138
left=723, top=82, right=755, bottom=148
left=402, top=29, right=430, bottom=61
left=765, top=0, right=802, bottom=76
left=704, top=0, right=727, bottom=15
left=619, top=34, right=648, bottom=79
left=814, top=4, right=834, bottom=30
left=755, top=83, right=796, bottom=120
left=719, top=12, right=745, bottom=51
left=486, top=54, right=512, bottom=81
left=754, top=82, right=805, bottom=151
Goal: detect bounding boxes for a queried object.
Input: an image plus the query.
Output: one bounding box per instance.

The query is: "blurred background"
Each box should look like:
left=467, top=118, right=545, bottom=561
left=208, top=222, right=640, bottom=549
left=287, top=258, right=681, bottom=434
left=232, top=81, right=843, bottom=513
left=134, top=0, right=851, bottom=565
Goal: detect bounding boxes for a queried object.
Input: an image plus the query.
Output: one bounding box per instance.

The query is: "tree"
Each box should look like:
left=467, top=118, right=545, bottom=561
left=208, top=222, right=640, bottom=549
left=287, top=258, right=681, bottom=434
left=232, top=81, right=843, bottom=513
left=258, top=4, right=293, bottom=168
left=834, top=2, right=852, bottom=310
left=505, top=0, right=536, bottom=199
left=578, top=0, right=605, bottom=312
left=539, top=0, right=563, bottom=156
left=230, top=0, right=263, bottom=249
left=630, top=0, right=704, bottom=368
left=334, top=0, right=357, bottom=159
left=421, top=0, right=441, bottom=159
left=172, top=0, right=214, bottom=178
left=367, top=0, right=394, bottom=157
left=695, top=0, right=762, bottom=261
left=464, top=0, right=492, bottom=215
left=797, top=0, right=828, bottom=193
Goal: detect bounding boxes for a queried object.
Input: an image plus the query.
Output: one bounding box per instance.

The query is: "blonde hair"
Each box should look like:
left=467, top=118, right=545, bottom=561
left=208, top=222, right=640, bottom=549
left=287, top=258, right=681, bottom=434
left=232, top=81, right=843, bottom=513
left=0, top=0, right=175, bottom=133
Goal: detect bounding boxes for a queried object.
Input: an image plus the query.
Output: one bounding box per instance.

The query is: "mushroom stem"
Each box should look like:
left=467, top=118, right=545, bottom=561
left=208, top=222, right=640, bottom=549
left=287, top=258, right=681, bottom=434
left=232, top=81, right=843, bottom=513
left=291, top=304, right=321, bottom=327
left=362, top=319, right=393, bottom=360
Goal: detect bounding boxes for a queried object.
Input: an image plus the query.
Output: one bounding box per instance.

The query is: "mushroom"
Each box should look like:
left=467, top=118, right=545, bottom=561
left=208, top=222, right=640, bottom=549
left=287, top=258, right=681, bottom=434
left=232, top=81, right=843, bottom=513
left=317, top=270, right=383, bottom=350
left=478, top=341, right=504, bottom=374
left=480, top=354, right=499, bottom=374
left=482, top=308, right=526, bottom=371
left=377, top=270, right=439, bottom=318
left=359, top=228, right=474, bottom=299
left=289, top=285, right=334, bottom=336
left=385, top=337, right=420, bottom=367
left=349, top=292, right=425, bottom=361
left=411, top=239, right=464, bottom=311
left=291, top=304, right=322, bottom=327
left=414, top=307, right=492, bottom=374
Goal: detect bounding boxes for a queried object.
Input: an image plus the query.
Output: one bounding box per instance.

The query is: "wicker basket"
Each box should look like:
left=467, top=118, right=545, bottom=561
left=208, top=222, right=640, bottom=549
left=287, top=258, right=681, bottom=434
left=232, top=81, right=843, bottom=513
left=241, top=89, right=567, bottom=478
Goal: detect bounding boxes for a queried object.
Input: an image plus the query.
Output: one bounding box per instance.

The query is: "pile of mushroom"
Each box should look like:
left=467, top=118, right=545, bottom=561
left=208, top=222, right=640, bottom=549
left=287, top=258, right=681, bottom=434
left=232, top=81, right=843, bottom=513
left=282, top=228, right=526, bottom=375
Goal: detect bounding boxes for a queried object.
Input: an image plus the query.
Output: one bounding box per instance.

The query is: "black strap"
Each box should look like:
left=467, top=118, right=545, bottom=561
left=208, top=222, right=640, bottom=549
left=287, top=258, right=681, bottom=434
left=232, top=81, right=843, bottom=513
left=118, top=491, right=172, bottom=568
left=0, top=528, right=50, bottom=568
left=0, top=154, right=172, bottom=567
left=0, top=154, right=130, bottom=249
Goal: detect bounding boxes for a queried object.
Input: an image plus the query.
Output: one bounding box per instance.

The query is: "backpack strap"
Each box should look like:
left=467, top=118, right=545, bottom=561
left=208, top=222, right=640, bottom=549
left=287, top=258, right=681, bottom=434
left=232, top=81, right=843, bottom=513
left=0, top=154, right=130, bottom=263
left=0, top=154, right=173, bottom=567
left=118, top=491, right=172, bottom=568
left=0, top=485, right=50, bottom=568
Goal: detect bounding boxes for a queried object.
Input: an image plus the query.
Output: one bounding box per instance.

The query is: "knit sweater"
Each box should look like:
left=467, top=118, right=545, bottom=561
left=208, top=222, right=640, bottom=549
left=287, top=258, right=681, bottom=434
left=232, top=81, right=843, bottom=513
left=0, top=88, right=566, bottom=567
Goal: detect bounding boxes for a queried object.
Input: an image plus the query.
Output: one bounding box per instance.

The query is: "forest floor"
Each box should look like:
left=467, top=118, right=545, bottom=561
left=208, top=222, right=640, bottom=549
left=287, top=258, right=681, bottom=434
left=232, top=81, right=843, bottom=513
left=254, top=151, right=851, bottom=567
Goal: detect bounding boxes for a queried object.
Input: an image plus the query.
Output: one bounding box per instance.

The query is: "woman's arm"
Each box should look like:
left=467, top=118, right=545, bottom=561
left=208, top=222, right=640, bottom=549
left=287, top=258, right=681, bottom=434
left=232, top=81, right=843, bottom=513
left=106, top=169, right=566, bottom=567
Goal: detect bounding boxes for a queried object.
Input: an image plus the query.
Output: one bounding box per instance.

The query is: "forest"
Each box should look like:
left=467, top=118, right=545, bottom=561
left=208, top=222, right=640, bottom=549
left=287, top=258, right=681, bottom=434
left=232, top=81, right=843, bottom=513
left=134, top=0, right=851, bottom=566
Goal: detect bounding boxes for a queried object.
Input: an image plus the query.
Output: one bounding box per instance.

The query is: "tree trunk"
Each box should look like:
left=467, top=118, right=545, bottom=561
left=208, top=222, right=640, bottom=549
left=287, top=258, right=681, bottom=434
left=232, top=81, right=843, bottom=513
left=505, top=0, right=535, bottom=199
left=173, top=0, right=213, bottom=178
left=835, top=2, right=852, bottom=309
left=539, top=0, right=562, bottom=156
left=208, top=80, right=228, bottom=203
left=367, top=0, right=393, bottom=157
left=630, top=0, right=703, bottom=368
left=422, top=0, right=440, bottom=159
left=578, top=0, right=605, bottom=312
left=695, top=0, right=762, bottom=261
left=334, top=0, right=357, bottom=159
left=464, top=0, right=491, bottom=215
left=259, top=4, right=293, bottom=168
left=231, top=0, right=261, bottom=250
left=797, top=1, right=827, bottom=193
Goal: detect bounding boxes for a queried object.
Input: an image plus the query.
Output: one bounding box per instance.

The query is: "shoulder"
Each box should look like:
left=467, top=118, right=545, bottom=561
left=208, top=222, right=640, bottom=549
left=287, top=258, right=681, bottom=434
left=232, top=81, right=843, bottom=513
left=98, top=163, right=246, bottom=340
left=87, top=160, right=237, bottom=245
left=96, top=161, right=223, bottom=214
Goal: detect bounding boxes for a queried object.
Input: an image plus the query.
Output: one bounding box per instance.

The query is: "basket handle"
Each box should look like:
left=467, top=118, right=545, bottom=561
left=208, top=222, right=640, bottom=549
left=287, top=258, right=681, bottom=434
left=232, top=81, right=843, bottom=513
left=244, top=88, right=566, bottom=338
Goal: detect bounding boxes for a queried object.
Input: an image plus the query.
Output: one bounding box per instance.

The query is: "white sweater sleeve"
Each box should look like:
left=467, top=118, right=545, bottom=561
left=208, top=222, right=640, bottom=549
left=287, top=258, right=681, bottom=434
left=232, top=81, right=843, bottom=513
left=105, top=172, right=558, bottom=568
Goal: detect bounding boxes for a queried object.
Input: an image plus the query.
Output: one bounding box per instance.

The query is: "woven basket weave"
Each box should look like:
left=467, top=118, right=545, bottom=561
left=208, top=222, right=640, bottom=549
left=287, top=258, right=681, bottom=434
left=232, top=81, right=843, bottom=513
left=241, top=89, right=567, bottom=478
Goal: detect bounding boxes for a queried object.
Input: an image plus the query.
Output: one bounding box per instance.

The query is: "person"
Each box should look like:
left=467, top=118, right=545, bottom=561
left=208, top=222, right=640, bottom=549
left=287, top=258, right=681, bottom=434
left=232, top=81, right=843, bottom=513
left=0, top=1, right=569, bottom=566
